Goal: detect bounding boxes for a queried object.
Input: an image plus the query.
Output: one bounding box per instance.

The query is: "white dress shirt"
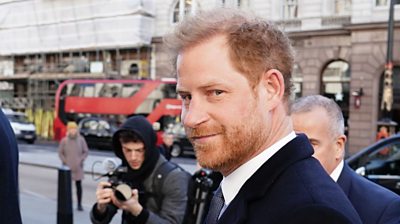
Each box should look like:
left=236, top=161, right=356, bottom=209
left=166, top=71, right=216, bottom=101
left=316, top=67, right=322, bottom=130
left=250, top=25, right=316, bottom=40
left=220, top=131, right=297, bottom=207
left=330, top=160, right=344, bottom=182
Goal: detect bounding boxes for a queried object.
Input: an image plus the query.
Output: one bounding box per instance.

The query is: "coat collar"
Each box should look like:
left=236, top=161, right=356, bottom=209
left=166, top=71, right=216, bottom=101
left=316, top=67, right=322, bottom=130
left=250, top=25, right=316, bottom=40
left=218, top=134, right=314, bottom=224
left=337, top=163, right=353, bottom=196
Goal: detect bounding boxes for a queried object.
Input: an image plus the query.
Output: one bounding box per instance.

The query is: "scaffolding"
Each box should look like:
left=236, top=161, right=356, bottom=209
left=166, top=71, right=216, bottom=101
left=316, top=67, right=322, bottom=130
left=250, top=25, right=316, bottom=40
left=0, top=0, right=155, bottom=55
left=0, top=0, right=156, bottom=139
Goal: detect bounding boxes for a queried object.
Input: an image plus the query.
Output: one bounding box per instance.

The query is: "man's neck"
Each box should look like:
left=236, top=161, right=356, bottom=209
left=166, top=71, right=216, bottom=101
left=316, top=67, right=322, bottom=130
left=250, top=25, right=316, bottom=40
left=330, top=160, right=344, bottom=182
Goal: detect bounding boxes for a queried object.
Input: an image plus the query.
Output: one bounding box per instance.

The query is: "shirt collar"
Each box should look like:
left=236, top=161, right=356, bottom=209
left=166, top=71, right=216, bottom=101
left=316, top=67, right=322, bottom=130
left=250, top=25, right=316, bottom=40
left=221, top=131, right=297, bottom=205
left=330, top=160, right=344, bottom=182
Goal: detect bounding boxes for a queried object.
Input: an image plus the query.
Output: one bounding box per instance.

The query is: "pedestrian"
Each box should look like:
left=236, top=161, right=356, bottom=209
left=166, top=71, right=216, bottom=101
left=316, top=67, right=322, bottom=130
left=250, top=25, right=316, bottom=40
left=90, top=116, right=190, bottom=224
left=0, top=108, right=22, bottom=223
left=291, top=95, right=400, bottom=224
left=165, top=8, right=362, bottom=224
left=58, top=121, right=89, bottom=211
left=376, top=126, right=389, bottom=141
left=159, top=132, right=174, bottom=161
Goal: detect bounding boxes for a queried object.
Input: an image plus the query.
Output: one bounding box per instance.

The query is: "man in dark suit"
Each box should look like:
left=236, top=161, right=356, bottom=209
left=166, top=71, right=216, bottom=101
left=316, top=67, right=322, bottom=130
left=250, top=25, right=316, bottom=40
left=0, top=108, right=22, bottom=224
left=292, top=95, right=400, bottom=224
left=165, top=8, right=362, bottom=224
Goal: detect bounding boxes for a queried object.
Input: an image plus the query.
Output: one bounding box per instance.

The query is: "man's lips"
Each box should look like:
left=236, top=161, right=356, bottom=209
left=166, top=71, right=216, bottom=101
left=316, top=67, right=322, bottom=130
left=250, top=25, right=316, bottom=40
left=129, top=162, right=140, bottom=167
left=189, top=133, right=220, bottom=143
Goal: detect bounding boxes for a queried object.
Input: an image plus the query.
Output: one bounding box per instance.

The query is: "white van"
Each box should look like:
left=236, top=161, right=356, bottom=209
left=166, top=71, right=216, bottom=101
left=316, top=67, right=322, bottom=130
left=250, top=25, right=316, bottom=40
left=2, top=108, right=36, bottom=144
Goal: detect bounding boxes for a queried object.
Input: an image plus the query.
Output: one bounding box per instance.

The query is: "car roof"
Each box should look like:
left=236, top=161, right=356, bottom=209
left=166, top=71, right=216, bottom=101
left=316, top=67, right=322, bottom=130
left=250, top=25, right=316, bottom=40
left=1, top=108, right=14, bottom=114
left=2, top=109, right=26, bottom=116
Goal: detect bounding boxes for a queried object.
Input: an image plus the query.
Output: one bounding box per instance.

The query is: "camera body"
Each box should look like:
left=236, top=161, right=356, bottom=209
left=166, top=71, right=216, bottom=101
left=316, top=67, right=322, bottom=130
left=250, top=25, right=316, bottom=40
left=104, top=166, right=133, bottom=201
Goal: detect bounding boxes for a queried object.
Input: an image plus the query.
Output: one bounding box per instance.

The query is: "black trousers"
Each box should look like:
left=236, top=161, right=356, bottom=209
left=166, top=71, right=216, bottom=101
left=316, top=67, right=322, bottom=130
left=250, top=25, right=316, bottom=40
left=75, top=180, right=82, bottom=206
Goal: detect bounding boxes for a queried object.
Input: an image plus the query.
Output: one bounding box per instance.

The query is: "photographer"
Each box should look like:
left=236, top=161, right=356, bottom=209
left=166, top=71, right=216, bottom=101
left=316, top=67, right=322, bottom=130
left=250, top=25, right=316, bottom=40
left=90, top=116, right=190, bottom=224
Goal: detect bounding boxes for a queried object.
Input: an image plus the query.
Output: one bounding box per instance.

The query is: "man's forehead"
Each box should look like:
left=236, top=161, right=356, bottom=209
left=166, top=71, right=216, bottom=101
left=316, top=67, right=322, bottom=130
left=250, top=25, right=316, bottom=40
left=121, top=142, right=144, bottom=149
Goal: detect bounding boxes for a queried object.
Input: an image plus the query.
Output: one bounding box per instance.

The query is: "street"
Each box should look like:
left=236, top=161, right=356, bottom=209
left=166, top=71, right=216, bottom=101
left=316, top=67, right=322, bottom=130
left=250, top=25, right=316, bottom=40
left=18, top=142, right=197, bottom=224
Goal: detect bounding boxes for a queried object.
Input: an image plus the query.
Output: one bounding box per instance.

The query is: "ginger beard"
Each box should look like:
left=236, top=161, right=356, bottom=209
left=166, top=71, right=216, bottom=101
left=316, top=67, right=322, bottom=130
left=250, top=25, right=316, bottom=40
left=186, top=105, right=266, bottom=173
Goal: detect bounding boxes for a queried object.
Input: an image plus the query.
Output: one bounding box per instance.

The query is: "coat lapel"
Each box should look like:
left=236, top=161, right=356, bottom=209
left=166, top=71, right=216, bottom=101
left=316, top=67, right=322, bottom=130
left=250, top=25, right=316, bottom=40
left=337, top=163, right=352, bottom=196
left=218, top=134, right=314, bottom=224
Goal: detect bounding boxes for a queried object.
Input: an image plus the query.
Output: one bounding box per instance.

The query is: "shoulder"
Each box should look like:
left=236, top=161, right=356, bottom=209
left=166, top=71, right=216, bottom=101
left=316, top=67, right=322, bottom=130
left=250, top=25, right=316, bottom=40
left=379, top=197, right=400, bottom=223
left=60, top=137, right=67, bottom=144
left=157, top=159, right=190, bottom=181
left=344, top=167, right=400, bottom=216
left=346, top=166, right=399, bottom=201
left=169, top=163, right=191, bottom=180
left=274, top=159, right=360, bottom=218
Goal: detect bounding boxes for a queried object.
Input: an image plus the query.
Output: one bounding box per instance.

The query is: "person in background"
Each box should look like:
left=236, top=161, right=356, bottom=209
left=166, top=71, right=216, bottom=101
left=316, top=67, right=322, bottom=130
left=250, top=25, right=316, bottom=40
left=0, top=108, right=22, bottom=223
left=165, top=8, right=361, bottom=224
left=291, top=95, right=400, bottom=224
left=376, top=126, right=389, bottom=141
left=159, top=132, right=174, bottom=161
left=90, top=116, right=190, bottom=224
left=58, top=121, right=89, bottom=211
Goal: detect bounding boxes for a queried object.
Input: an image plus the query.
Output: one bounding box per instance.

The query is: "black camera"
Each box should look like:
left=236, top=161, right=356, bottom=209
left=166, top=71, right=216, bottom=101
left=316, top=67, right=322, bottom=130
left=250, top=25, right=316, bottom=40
left=103, top=166, right=133, bottom=201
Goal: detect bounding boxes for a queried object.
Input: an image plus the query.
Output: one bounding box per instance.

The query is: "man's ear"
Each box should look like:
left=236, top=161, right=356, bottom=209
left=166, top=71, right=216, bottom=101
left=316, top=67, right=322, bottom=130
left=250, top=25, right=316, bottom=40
left=335, top=134, right=347, bottom=160
left=261, top=69, right=285, bottom=109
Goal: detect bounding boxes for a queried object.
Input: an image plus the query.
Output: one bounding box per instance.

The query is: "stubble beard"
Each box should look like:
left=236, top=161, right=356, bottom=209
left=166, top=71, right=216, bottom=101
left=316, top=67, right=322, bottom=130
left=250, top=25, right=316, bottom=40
left=187, top=116, right=264, bottom=174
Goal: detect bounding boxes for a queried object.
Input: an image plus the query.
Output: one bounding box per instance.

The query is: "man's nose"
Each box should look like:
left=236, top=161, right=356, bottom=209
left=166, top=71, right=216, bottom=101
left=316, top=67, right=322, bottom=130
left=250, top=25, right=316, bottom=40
left=129, top=151, right=140, bottom=160
left=182, top=98, right=209, bottom=128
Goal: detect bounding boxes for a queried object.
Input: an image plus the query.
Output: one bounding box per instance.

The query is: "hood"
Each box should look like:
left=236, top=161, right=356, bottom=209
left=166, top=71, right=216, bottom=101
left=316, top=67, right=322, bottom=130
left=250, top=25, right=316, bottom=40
left=112, top=115, right=159, bottom=181
left=112, top=115, right=157, bottom=159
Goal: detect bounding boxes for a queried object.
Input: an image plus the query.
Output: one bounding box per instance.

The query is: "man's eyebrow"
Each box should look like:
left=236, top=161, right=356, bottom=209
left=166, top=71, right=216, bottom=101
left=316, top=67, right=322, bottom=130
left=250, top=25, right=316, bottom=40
left=123, top=146, right=145, bottom=151
left=308, top=138, right=319, bottom=144
left=176, top=89, right=189, bottom=95
left=176, top=81, right=227, bottom=93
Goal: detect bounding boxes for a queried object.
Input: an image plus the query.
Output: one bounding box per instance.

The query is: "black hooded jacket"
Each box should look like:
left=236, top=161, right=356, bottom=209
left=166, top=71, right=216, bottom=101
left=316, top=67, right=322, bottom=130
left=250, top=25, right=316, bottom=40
left=91, top=116, right=190, bottom=224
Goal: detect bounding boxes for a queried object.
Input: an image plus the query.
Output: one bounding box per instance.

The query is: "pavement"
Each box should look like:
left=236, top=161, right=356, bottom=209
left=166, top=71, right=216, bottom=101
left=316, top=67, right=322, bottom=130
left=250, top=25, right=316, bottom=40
left=18, top=141, right=197, bottom=224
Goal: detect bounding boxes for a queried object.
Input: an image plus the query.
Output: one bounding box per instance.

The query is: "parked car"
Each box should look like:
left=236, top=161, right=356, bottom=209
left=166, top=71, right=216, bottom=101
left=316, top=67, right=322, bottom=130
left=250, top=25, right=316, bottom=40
left=78, top=117, right=117, bottom=150
left=166, top=123, right=195, bottom=158
left=2, top=108, right=36, bottom=144
left=347, top=133, right=400, bottom=195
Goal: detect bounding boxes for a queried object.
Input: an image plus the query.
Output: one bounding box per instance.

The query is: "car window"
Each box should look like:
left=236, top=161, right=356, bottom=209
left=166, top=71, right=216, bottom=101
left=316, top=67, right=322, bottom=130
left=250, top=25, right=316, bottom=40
left=6, top=114, right=29, bottom=124
left=368, top=142, right=400, bottom=162
left=82, top=120, right=99, bottom=130
left=168, top=123, right=186, bottom=136
left=98, top=120, right=110, bottom=130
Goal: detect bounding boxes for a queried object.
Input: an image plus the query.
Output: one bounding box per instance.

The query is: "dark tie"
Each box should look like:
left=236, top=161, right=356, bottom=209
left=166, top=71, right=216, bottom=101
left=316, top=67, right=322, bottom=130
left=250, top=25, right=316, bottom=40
left=205, top=187, right=225, bottom=224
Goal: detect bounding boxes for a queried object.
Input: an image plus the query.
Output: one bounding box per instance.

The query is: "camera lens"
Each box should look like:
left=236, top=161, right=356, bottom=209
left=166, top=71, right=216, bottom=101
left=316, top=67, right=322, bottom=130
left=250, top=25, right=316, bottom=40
left=114, top=184, right=132, bottom=201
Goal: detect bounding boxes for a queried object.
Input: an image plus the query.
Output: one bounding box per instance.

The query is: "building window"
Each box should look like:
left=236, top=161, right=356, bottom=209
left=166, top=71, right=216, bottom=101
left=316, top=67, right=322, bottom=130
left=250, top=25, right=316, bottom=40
left=335, top=0, right=351, bottom=15
left=283, top=0, right=298, bottom=19
left=172, top=0, right=198, bottom=24
left=321, top=60, right=351, bottom=134
left=376, top=0, right=388, bottom=7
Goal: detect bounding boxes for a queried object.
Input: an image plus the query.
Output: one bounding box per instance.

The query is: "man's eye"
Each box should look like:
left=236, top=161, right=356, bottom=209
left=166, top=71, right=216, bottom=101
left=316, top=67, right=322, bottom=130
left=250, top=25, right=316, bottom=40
left=214, top=90, right=223, bottom=96
left=181, top=94, right=192, bottom=101
left=208, top=90, right=224, bottom=97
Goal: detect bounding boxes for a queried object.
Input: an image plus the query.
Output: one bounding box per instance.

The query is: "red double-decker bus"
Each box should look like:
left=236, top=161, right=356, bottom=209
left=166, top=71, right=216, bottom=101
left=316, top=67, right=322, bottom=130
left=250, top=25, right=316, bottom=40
left=53, top=79, right=182, bottom=143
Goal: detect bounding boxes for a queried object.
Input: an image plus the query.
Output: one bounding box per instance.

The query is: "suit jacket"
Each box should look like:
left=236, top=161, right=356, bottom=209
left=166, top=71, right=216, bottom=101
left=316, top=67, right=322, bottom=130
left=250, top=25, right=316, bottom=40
left=338, top=163, right=400, bottom=224
left=0, top=109, right=22, bottom=223
left=215, top=134, right=361, bottom=224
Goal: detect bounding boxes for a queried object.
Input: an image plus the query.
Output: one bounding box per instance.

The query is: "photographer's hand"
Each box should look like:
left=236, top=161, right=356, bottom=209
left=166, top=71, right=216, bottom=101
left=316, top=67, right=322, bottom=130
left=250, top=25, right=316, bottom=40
left=95, top=182, right=113, bottom=214
left=111, top=189, right=143, bottom=216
